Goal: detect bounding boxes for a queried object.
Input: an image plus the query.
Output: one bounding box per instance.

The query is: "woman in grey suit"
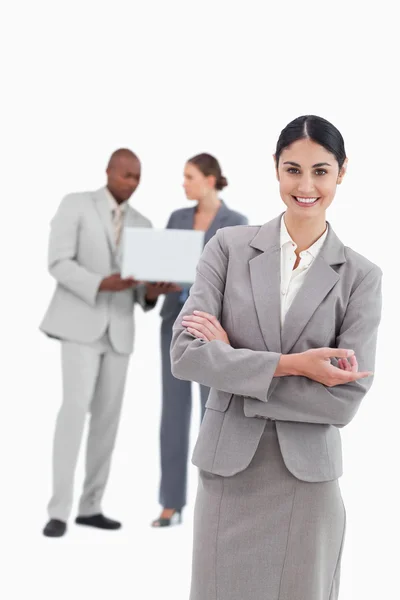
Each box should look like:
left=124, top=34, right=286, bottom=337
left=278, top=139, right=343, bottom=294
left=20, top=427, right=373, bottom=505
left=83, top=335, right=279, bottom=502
left=171, top=117, right=382, bottom=599
left=152, top=153, right=248, bottom=527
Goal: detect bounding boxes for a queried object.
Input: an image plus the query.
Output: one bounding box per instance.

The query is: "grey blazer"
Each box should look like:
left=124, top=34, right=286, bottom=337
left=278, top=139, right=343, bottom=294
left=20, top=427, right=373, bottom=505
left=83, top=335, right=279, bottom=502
left=160, top=202, right=248, bottom=320
left=170, top=214, right=382, bottom=482
left=40, top=187, right=154, bottom=354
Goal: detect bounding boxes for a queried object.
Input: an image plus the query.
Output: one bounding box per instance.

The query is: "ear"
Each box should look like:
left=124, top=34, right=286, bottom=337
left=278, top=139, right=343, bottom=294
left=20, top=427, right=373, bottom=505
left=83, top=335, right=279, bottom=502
left=206, top=174, right=217, bottom=189
left=337, top=158, right=348, bottom=184
left=273, top=154, right=280, bottom=181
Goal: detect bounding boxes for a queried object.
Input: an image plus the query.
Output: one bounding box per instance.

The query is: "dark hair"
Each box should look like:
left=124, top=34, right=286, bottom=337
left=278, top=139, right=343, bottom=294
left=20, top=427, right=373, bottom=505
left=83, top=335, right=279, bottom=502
left=275, top=115, right=346, bottom=170
left=187, top=153, right=228, bottom=190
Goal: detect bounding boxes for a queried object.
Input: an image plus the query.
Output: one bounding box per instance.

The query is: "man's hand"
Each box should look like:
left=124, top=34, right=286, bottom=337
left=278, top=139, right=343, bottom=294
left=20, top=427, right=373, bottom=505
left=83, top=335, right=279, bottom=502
left=145, top=282, right=182, bottom=301
left=99, top=274, right=139, bottom=292
left=181, top=311, right=230, bottom=345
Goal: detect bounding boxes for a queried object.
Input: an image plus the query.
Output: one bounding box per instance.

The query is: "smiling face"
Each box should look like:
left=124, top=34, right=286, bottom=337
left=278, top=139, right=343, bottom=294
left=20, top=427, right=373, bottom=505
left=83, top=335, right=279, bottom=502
left=275, top=138, right=347, bottom=219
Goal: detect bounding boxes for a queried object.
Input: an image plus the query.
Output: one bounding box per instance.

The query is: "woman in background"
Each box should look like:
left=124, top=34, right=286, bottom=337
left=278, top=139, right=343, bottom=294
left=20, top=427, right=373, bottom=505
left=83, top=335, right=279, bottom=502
left=151, top=153, right=248, bottom=527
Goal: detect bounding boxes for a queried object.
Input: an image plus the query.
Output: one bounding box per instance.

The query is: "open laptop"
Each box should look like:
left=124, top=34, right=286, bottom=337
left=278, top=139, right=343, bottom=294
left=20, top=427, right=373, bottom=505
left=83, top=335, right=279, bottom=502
left=121, top=228, right=205, bottom=286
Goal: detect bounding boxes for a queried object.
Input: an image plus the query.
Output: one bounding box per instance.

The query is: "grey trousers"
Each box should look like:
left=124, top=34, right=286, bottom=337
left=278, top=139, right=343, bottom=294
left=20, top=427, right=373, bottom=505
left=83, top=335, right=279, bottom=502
left=47, top=334, right=130, bottom=521
left=159, top=316, right=209, bottom=510
left=190, top=421, right=345, bottom=600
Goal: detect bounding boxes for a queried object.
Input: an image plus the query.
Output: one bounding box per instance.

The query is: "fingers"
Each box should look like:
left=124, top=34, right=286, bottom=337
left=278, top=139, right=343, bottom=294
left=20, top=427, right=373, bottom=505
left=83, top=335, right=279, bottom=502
left=146, top=282, right=181, bottom=294
left=186, top=314, right=220, bottom=336
left=192, top=311, right=224, bottom=332
left=335, top=369, right=373, bottom=384
left=337, top=354, right=360, bottom=375
left=338, top=358, right=350, bottom=371
left=322, top=348, right=355, bottom=359
left=182, top=318, right=211, bottom=341
left=182, top=315, right=218, bottom=339
left=186, top=326, right=209, bottom=341
left=348, top=354, right=358, bottom=372
left=351, top=371, right=373, bottom=380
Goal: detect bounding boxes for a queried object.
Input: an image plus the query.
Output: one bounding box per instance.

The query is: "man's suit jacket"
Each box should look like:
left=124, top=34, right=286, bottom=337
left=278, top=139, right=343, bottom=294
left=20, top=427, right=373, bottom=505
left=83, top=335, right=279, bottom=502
left=170, top=214, right=382, bottom=482
left=40, top=187, right=154, bottom=354
left=160, top=201, right=248, bottom=320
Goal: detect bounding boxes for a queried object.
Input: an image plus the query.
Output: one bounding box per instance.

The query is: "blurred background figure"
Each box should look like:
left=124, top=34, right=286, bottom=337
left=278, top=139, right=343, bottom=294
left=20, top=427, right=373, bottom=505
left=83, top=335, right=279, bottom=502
left=152, top=153, right=248, bottom=527
left=40, top=149, right=177, bottom=538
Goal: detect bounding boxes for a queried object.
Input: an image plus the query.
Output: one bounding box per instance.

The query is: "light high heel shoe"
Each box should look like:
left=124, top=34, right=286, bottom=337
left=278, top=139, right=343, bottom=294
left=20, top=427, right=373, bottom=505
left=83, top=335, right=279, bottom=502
left=151, top=509, right=182, bottom=528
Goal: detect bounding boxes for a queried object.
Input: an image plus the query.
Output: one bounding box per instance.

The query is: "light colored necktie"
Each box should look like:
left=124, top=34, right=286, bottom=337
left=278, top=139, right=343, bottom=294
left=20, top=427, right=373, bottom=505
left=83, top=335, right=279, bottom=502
left=113, top=204, right=123, bottom=246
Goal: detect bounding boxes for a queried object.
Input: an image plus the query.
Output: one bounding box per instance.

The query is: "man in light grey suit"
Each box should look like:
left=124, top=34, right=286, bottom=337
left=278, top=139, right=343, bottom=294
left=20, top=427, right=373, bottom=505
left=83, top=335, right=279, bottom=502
left=40, top=149, right=176, bottom=537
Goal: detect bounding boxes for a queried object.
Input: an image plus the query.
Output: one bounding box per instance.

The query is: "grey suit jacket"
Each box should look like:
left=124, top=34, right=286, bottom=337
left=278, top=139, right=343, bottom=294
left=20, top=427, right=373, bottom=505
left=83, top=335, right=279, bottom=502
left=160, top=201, right=248, bottom=320
left=40, top=187, right=155, bottom=354
left=170, top=214, right=382, bottom=482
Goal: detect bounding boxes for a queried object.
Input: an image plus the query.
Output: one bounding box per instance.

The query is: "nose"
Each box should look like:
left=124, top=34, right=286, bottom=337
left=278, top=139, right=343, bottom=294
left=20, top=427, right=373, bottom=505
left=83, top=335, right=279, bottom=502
left=296, top=173, right=315, bottom=195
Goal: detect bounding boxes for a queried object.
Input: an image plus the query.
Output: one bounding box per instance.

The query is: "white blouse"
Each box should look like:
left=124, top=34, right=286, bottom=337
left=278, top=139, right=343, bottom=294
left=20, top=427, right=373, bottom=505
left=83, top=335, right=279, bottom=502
left=280, top=215, right=328, bottom=326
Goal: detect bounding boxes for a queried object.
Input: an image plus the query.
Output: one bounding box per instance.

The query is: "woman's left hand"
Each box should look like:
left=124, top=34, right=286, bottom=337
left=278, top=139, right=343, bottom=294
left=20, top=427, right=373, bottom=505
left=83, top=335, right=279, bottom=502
left=182, top=311, right=230, bottom=345
left=337, top=354, right=359, bottom=372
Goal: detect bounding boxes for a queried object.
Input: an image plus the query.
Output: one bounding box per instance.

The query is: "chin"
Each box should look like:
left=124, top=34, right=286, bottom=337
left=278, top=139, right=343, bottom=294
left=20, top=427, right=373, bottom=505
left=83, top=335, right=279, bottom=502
left=122, top=191, right=135, bottom=201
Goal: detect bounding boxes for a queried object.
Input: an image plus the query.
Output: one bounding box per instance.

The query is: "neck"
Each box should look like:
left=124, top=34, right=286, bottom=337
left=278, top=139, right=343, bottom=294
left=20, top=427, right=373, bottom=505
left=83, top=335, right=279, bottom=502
left=196, top=190, right=221, bottom=214
left=107, top=186, right=126, bottom=205
left=283, top=212, right=327, bottom=253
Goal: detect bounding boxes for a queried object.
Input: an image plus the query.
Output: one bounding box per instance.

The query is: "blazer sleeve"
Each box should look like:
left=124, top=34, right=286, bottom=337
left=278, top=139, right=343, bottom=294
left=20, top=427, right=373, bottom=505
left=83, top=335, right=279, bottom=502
left=47, top=195, right=103, bottom=306
left=256, top=266, right=383, bottom=427
left=170, top=229, right=281, bottom=399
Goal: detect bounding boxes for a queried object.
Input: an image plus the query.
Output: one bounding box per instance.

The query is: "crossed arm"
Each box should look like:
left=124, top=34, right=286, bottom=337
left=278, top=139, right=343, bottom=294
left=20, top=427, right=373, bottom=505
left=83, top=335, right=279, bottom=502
left=170, top=231, right=382, bottom=427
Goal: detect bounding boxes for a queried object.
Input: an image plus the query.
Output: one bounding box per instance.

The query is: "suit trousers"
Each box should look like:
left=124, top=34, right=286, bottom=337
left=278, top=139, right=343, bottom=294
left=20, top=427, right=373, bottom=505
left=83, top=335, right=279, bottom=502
left=159, top=316, right=209, bottom=509
left=47, top=333, right=130, bottom=521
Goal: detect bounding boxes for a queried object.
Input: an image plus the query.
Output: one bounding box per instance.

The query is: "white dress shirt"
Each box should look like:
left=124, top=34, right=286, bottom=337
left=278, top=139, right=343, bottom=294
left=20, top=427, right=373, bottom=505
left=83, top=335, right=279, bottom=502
left=280, top=215, right=328, bottom=326
left=105, top=187, right=128, bottom=215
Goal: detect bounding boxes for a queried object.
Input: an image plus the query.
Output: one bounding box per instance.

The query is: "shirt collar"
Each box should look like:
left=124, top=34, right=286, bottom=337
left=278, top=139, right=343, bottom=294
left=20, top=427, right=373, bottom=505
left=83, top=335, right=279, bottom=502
left=280, top=214, right=328, bottom=257
left=105, top=187, right=127, bottom=213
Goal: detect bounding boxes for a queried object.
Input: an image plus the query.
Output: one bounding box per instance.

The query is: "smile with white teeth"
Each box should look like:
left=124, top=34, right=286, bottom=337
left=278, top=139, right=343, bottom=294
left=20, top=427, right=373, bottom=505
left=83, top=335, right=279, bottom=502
left=294, top=197, right=319, bottom=205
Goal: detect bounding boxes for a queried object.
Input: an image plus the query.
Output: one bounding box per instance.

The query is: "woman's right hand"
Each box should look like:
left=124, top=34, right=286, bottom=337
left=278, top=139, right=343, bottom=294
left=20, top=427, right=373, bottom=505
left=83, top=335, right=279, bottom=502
left=281, top=348, right=373, bottom=387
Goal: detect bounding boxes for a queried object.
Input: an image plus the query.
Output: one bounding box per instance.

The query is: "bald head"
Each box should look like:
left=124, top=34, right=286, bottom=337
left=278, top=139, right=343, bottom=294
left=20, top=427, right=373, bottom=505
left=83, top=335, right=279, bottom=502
left=106, top=148, right=141, bottom=203
left=107, top=148, right=140, bottom=170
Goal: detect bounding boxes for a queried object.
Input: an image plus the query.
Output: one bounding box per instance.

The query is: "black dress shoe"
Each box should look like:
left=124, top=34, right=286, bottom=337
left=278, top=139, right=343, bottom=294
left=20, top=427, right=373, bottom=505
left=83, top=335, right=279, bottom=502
left=75, top=513, right=121, bottom=530
left=151, top=509, right=182, bottom=528
left=43, top=519, right=67, bottom=537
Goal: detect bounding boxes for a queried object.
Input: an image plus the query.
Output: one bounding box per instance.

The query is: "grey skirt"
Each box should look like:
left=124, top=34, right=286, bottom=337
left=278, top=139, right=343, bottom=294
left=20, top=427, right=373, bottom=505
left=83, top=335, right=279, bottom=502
left=190, top=421, right=346, bottom=600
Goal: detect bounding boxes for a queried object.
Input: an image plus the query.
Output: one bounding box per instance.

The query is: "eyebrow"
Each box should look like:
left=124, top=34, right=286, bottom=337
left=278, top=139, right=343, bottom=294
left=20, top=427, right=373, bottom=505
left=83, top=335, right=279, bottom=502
left=283, top=161, right=332, bottom=168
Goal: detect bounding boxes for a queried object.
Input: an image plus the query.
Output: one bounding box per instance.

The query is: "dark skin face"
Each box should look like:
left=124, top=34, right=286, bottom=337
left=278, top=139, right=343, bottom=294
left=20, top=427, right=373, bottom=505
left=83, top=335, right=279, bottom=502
left=106, top=155, right=141, bottom=203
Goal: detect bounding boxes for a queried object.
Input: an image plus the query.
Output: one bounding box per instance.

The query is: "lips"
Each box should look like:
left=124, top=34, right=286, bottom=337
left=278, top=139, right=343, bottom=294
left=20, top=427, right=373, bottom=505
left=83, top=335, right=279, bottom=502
left=292, top=196, right=319, bottom=206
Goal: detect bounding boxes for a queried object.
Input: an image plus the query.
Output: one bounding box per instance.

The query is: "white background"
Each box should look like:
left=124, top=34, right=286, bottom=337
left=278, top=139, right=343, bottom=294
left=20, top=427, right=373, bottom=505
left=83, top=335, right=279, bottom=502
left=1, top=1, right=399, bottom=599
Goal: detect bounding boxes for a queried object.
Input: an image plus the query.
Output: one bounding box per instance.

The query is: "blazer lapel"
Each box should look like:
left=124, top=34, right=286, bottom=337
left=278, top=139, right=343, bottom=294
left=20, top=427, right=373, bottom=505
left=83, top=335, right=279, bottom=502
left=93, top=188, right=116, bottom=254
left=124, top=205, right=145, bottom=227
left=280, top=226, right=346, bottom=354
left=176, top=207, right=195, bottom=230
left=249, top=216, right=282, bottom=353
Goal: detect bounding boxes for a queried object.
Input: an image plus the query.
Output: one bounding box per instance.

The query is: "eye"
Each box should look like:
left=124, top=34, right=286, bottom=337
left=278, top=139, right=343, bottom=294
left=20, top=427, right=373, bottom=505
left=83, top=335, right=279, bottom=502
left=287, top=167, right=300, bottom=174
left=315, top=169, right=327, bottom=176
